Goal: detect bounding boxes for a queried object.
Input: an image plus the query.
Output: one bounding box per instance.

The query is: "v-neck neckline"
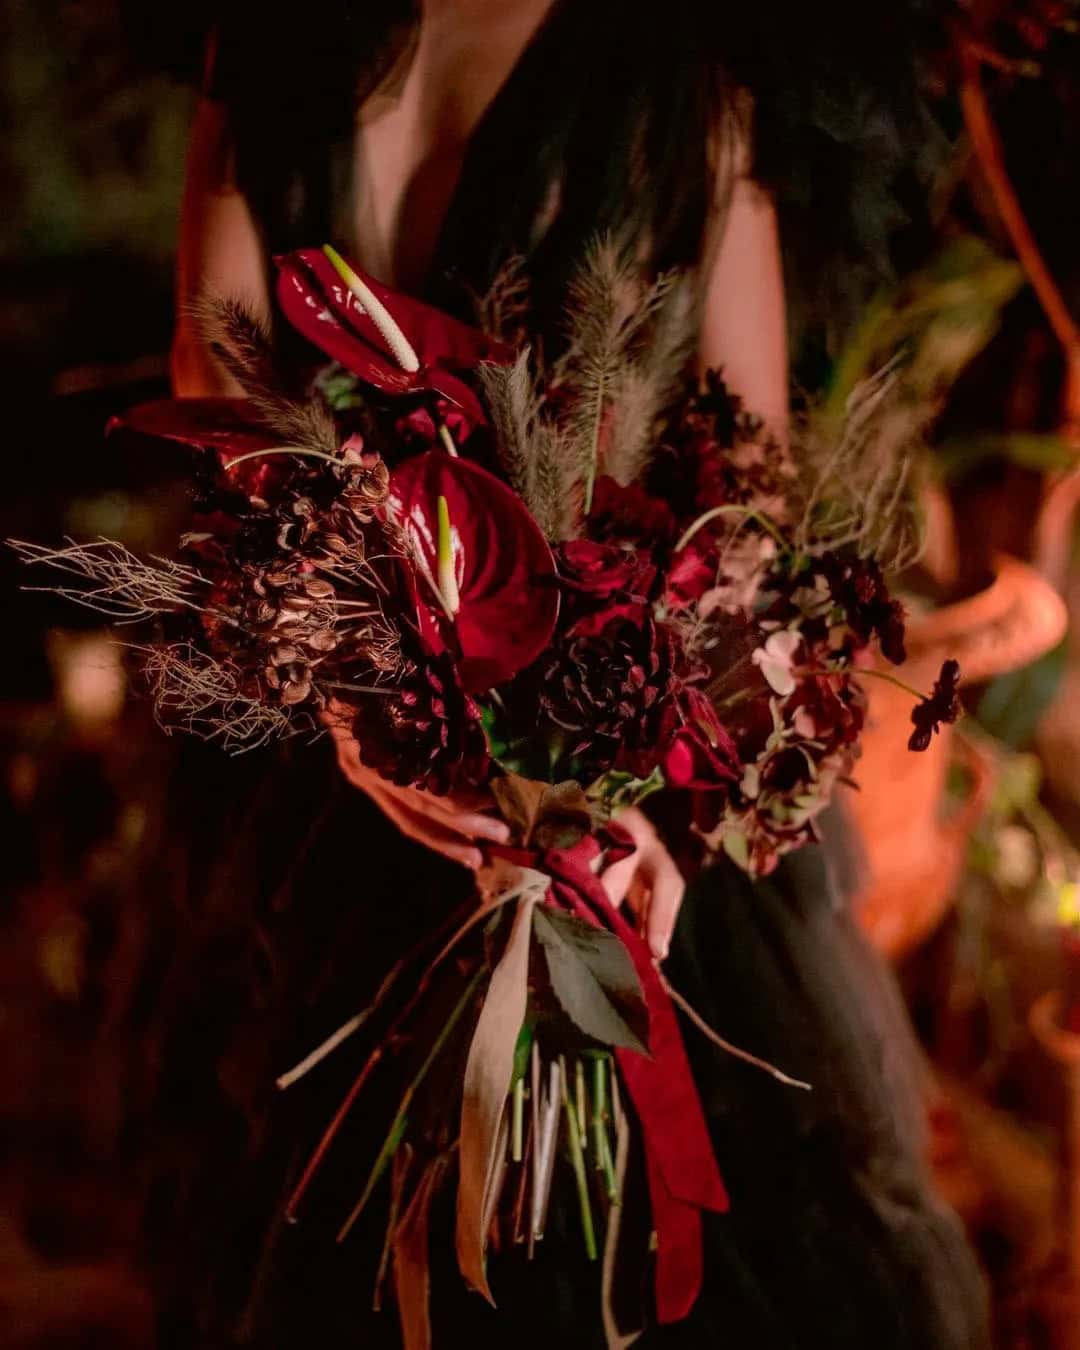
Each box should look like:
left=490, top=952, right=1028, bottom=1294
left=340, top=0, right=567, bottom=298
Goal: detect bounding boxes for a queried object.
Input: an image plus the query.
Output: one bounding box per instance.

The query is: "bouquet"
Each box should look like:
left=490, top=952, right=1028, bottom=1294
left=12, top=241, right=959, bottom=1345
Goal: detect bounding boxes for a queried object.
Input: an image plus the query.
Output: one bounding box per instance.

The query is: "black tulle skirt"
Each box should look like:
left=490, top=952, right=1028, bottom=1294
left=148, top=763, right=988, bottom=1350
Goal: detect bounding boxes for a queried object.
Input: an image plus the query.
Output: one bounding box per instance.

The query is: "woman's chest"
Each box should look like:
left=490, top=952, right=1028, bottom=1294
left=349, top=1, right=555, bottom=289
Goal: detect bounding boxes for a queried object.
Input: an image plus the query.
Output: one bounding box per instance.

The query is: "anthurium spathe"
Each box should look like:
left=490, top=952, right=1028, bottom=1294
left=388, top=450, right=559, bottom=692
left=275, top=247, right=512, bottom=430
left=108, top=397, right=290, bottom=499
left=109, top=397, right=278, bottom=459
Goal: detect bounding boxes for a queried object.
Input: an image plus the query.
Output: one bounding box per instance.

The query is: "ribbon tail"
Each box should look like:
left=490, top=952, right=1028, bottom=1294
left=645, top=1149, right=705, bottom=1325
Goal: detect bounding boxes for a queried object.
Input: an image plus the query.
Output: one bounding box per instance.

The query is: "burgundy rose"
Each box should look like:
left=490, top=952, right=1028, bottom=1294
left=661, top=689, right=739, bottom=791
left=664, top=540, right=718, bottom=610
left=557, top=539, right=656, bottom=599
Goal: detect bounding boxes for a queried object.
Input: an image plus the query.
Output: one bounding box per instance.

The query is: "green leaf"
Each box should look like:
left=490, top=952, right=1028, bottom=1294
left=587, top=766, right=666, bottom=815
left=533, top=907, right=648, bottom=1054
left=490, top=775, right=595, bottom=848
left=976, top=641, right=1067, bottom=750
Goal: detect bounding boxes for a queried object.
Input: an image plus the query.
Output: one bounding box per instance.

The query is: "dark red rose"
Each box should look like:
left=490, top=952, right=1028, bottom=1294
left=557, top=539, right=656, bottom=600
left=661, top=688, right=739, bottom=791
left=664, top=540, right=718, bottom=610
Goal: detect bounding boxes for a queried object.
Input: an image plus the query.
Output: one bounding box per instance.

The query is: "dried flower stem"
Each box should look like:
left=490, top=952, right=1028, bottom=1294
left=336, top=968, right=484, bottom=1241
left=659, top=972, right=812, bottom=1091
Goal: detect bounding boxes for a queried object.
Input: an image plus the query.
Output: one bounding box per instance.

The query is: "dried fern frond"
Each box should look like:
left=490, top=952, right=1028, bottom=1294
left=556, top=237, right=647, bottom=513
left=604, top=272, right=697, bottom=487
left=9, top=538, right=212, bottom=622
left=792, top=365, right=927, bottom=573
left=193, top=293, right=340, bottom=455
left=135, top=642, right=303, bottom=753
left=478, top=350, right=541, bottom=500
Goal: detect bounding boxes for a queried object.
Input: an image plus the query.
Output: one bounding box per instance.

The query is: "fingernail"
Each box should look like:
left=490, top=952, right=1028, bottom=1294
left=653, top=939, right=670, bottom=962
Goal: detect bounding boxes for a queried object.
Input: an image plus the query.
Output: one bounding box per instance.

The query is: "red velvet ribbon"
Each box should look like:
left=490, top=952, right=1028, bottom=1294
left=495, top=827, right=728, bottom=1323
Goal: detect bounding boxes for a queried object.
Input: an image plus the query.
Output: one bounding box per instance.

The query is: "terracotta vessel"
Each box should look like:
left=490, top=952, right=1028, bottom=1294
left=850, top=553, right=1066, bottom=961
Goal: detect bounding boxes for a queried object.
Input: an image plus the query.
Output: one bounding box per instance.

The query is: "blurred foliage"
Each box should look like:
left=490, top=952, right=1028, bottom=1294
left=976, top=641, right=1069, bottom=749
left=825, top=234, right=1024, bottom=413
left=0, top=0, right=198, bottom=264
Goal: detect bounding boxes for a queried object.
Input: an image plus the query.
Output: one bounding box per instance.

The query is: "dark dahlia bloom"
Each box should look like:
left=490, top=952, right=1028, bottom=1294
left=909, top=659, right=962, bottom=752
left=540, top=614, right=681, bottom=780
left=587, top=476, right=678, bottom=547
left=351, top=651, right=490, bottom=794
left=821, top=554, right=907, bottom=665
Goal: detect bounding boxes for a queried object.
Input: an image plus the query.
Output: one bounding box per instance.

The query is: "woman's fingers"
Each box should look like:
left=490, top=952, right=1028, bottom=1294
left=365, top=782, right=484, bottom=870
left=606, top=807, right=686, bottom=962
left=600, top=848, right=640, bottom=907
left=640, top=846, right=685, bottom=962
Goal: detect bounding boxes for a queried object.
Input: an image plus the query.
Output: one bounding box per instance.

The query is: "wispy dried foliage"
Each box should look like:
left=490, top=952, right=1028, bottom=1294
left=136, top=642, right=305, bottom=753
left=791, top=364, right=927, bottom=573
left=9, top=538, right=211, bottom=622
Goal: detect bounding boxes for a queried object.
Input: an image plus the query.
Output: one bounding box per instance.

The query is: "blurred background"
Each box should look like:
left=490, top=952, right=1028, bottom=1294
left=4, top=1, right=1080, bottom=1346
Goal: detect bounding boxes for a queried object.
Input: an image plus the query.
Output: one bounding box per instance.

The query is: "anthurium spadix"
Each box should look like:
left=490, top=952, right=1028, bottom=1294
left=388, top=451, right=559, bottom=692
left=275, top=247, right=513, bottom=430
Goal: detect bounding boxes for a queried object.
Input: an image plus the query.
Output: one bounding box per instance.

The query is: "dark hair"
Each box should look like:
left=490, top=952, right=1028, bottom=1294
left=211, top=0, right=736, bottom=326
left=210, top=0, right=944, bottom=354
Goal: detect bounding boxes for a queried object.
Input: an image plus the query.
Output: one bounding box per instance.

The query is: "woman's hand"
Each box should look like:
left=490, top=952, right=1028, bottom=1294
left=601, top=807, right=685, bottom=962
left=329, top=716, right=510, bottom=870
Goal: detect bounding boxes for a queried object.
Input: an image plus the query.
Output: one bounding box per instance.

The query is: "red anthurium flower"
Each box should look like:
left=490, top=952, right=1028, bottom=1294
left=661, top=688, right=739, bottom=791
left=388, top=450, right=559, bottom=691
left=275, top=247, right=512, bottom=430
left=109, top=397, right=277, bottom=459
left=109, top=397, right=287, bottom=499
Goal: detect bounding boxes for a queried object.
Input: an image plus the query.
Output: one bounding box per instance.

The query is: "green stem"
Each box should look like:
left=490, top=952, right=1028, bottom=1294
left=675, top=503, right=787, bottom=554
left=512, top=1077, right=525, bottom=1163
left=560, top=1056, right=597, bottom=1260
left=591, top=1056, right=618, bottom=1199
left=591, top=1056, right=606, bottom=1171
left=337, top=969, right=484, bottom=1241
left=575, top=1059, right=588, bottom=1149
left=854, top=665, right=932, bottom=703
